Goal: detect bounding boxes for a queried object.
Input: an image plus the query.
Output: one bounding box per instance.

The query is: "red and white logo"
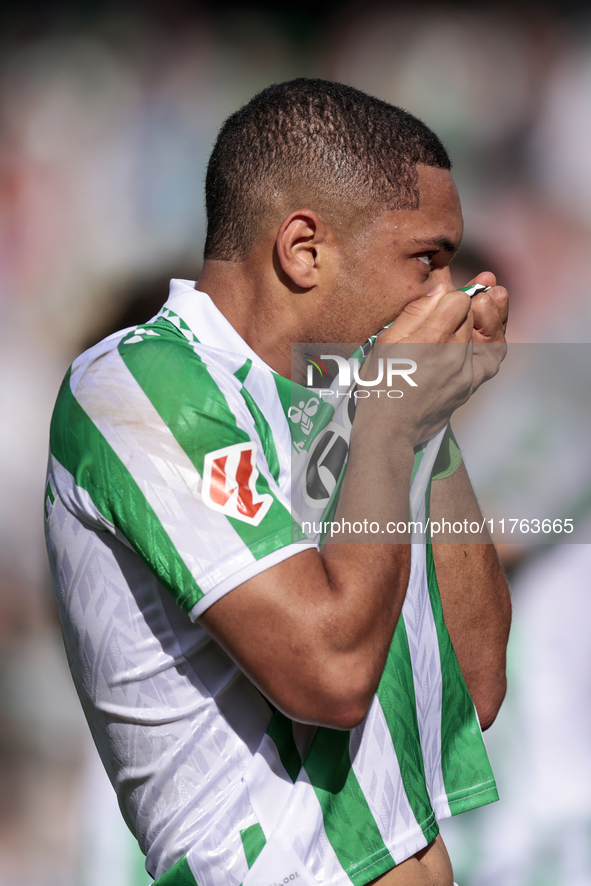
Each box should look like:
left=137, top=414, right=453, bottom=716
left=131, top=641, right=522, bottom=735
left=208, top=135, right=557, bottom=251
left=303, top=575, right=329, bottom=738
left=202, top=442, right=273, bottom=526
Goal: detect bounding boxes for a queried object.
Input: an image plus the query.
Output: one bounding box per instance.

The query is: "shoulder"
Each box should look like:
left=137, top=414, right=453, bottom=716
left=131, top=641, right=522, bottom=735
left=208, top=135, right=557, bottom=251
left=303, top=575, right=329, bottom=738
left=54, top=317, right=233, bottom=426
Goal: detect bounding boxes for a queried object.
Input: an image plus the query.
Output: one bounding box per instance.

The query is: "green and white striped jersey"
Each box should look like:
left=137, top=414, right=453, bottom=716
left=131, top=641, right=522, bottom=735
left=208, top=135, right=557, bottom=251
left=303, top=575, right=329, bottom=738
left=45, top=279, right=498, bottom=886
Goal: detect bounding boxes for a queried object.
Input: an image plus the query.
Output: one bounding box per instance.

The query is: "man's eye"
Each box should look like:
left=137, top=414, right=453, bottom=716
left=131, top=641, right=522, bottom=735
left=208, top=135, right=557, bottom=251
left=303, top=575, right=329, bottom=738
left=417, top=254, right=435, bottom=270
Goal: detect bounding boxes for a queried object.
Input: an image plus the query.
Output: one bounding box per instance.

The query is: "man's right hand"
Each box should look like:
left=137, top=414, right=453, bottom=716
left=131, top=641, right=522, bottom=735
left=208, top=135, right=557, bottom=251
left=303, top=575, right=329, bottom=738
left=383, top=272, right=507, bottom=349
left=356, top=276, right=508, bottom=446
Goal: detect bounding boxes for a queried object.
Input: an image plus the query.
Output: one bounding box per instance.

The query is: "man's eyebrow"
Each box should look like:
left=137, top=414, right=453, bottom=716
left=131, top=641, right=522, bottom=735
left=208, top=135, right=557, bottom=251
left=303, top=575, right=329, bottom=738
left=411, top=236, right=458, bottom=253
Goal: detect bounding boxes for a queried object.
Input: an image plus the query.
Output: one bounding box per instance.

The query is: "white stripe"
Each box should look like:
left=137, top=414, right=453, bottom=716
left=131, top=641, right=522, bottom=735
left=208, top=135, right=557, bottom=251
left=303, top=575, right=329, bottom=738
left=70, top=346, right=259, bottom=595
left=402, top=545, right=451, bottom=819
left=241, top=734, right=295, bottom=837
left=245, top=726, right=344, bottom=885
left=350, top=696, right=426, bottom=864
left=275, top=770, right=345, bottom=884
left=184, top=801, right=252, bottom=886
left=406, top=428, right=452, bottom=817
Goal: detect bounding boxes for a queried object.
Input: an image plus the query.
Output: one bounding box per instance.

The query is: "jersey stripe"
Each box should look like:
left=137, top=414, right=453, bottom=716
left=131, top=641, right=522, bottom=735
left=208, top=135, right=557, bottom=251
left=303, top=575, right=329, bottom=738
left=230, top=353, right=283, bottom=485
left=234, top=358, right=252, bottom=385
left=243, top=365, right=293, bottom=482
left=153, top=856, right=198, bottom=885
left=239, top=385, right=281, bottom=484
left=402, top=546, right=449, bottom=818
left=425, top=544, right=499, bottom=813
left=376, top=617, right=439, bottom=845
left=242, top=734, right=296, bottom=839
left=303, top=727, right=396, bottom=883
left=410, top=425, right=448, bottom=529
left=266, top=712, right=302, bottom=783
left=240, top=823, right=267, bottom=869
left=50, top=369, right=203, bottom=612
left=272, top=370, right=293, bottom=418
left=279, top=772, right=349, bottom=884
left=349, top=697, right=425, bottom=865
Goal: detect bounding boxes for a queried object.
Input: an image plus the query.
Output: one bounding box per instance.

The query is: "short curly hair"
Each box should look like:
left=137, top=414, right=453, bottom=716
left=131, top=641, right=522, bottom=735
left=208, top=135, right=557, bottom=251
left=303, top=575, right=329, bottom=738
left=204, top=78, right=451, bottom=261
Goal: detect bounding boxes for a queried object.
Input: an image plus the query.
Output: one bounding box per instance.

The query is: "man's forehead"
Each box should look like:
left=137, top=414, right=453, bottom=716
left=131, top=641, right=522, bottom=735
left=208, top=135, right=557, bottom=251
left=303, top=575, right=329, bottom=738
left=402, top=164, right=464, bottom=243
left=415, top=165, right=461, bottom=209
left=374, top=174, right=462, bottom=247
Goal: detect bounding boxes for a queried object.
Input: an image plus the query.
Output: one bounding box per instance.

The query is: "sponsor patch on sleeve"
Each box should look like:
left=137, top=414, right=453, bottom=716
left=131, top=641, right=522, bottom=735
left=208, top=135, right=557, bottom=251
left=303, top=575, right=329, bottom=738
left=202, top=442, right=273, bottom=526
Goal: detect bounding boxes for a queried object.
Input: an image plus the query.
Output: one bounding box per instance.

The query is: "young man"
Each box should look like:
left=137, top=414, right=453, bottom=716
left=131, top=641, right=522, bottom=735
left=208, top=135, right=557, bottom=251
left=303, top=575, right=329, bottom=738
left=45, top=80, right=511, bottom=886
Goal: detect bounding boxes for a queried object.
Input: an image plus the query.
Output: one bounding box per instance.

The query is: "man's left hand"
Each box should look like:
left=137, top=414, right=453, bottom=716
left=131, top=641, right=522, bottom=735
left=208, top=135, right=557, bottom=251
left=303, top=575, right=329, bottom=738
left=467, top=271, right=508, bottom=343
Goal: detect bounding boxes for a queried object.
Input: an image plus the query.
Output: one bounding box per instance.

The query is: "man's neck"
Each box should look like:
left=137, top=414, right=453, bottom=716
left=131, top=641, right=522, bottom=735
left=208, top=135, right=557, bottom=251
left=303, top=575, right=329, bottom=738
left=197, top=258, right=305, bottom=379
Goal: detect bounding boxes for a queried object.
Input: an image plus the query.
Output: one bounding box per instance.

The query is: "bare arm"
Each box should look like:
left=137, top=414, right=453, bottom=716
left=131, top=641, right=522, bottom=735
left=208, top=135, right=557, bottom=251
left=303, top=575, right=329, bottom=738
left=430, top=461, right=511, bottom=730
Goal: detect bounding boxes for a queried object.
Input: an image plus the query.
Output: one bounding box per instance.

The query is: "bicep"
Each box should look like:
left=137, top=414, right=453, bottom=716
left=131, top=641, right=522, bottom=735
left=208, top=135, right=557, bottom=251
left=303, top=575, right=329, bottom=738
left=199, top=540, right=411, bottom=730
left=199, top=548, right=355, bottom=728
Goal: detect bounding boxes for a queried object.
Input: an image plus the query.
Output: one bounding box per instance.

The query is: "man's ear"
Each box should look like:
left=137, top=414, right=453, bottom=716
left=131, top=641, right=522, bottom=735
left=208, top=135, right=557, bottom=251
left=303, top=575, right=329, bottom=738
left=276, top=210, right=327, bottom=289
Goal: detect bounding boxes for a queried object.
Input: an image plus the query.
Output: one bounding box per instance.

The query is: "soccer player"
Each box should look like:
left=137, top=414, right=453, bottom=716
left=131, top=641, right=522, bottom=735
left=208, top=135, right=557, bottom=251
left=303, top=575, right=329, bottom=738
left=45, top=79, right=511, bottom=886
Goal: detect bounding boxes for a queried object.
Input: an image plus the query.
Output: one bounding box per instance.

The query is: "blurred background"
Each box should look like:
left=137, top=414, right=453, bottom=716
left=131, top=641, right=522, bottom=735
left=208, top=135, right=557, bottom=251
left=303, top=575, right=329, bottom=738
left=1, top=0, right=591, bottom=883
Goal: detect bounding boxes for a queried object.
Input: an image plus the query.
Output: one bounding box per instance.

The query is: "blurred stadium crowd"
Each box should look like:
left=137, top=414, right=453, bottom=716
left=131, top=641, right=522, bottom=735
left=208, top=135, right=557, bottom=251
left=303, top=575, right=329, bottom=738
left=1, top=2, right=591, bottom=884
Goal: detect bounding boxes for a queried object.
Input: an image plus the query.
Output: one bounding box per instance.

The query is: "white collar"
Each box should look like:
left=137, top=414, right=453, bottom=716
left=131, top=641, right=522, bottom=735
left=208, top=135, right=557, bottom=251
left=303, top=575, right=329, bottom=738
left=164, top=279, right=276, bottom=374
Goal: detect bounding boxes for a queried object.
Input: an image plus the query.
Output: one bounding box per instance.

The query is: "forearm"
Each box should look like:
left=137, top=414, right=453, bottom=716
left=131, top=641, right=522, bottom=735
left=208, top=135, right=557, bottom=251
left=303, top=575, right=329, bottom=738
left=430, top=463, right=511, bottom=728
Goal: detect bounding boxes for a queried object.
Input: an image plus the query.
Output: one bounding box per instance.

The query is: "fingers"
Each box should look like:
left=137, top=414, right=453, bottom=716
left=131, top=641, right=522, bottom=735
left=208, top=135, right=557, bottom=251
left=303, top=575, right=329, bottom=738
left=470, top=286, right=508, bottom=342
left=382, top=286, right=473, bottom=344
left=419, top=290, right=474, bottom=343
left=462, top=270, right=508, bottom=339
left=373, top=272, right=508, bottom=413
left=467, top=275, right=508, bottom=388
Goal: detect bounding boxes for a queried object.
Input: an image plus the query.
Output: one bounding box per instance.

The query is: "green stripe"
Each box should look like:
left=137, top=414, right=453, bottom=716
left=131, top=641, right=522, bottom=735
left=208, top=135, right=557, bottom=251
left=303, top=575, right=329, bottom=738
left=152, top=855, right=198, bottom=886
left=50, top=369, right=203, bottom=613
left=266, top=711, right=301, bottom=782
left=234, top=358, right=252, bottom=385
left=118, top=331, right=307, bottom=555
left=304, top=728, right=395, bottom=883
left=272, top=371, right=294, bottom=418
left=234, top=357, right=281, bottom=484
left=239, top=385, right=281, bottom=484
left=425, top=544, right=498, bottom=812
left=240, top=823, right=267, bottom=869
left=376, top=618, right=439, bottom=840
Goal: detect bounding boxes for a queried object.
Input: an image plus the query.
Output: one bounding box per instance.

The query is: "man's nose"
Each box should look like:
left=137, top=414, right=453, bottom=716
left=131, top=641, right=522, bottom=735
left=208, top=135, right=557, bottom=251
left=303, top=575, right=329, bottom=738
left=431, top=266, right=454, bottom=288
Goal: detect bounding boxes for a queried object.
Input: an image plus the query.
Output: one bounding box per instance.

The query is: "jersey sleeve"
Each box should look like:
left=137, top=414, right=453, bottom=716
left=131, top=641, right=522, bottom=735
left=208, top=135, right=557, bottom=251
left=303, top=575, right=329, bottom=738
left=48, top=324, right=311, bottom=619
